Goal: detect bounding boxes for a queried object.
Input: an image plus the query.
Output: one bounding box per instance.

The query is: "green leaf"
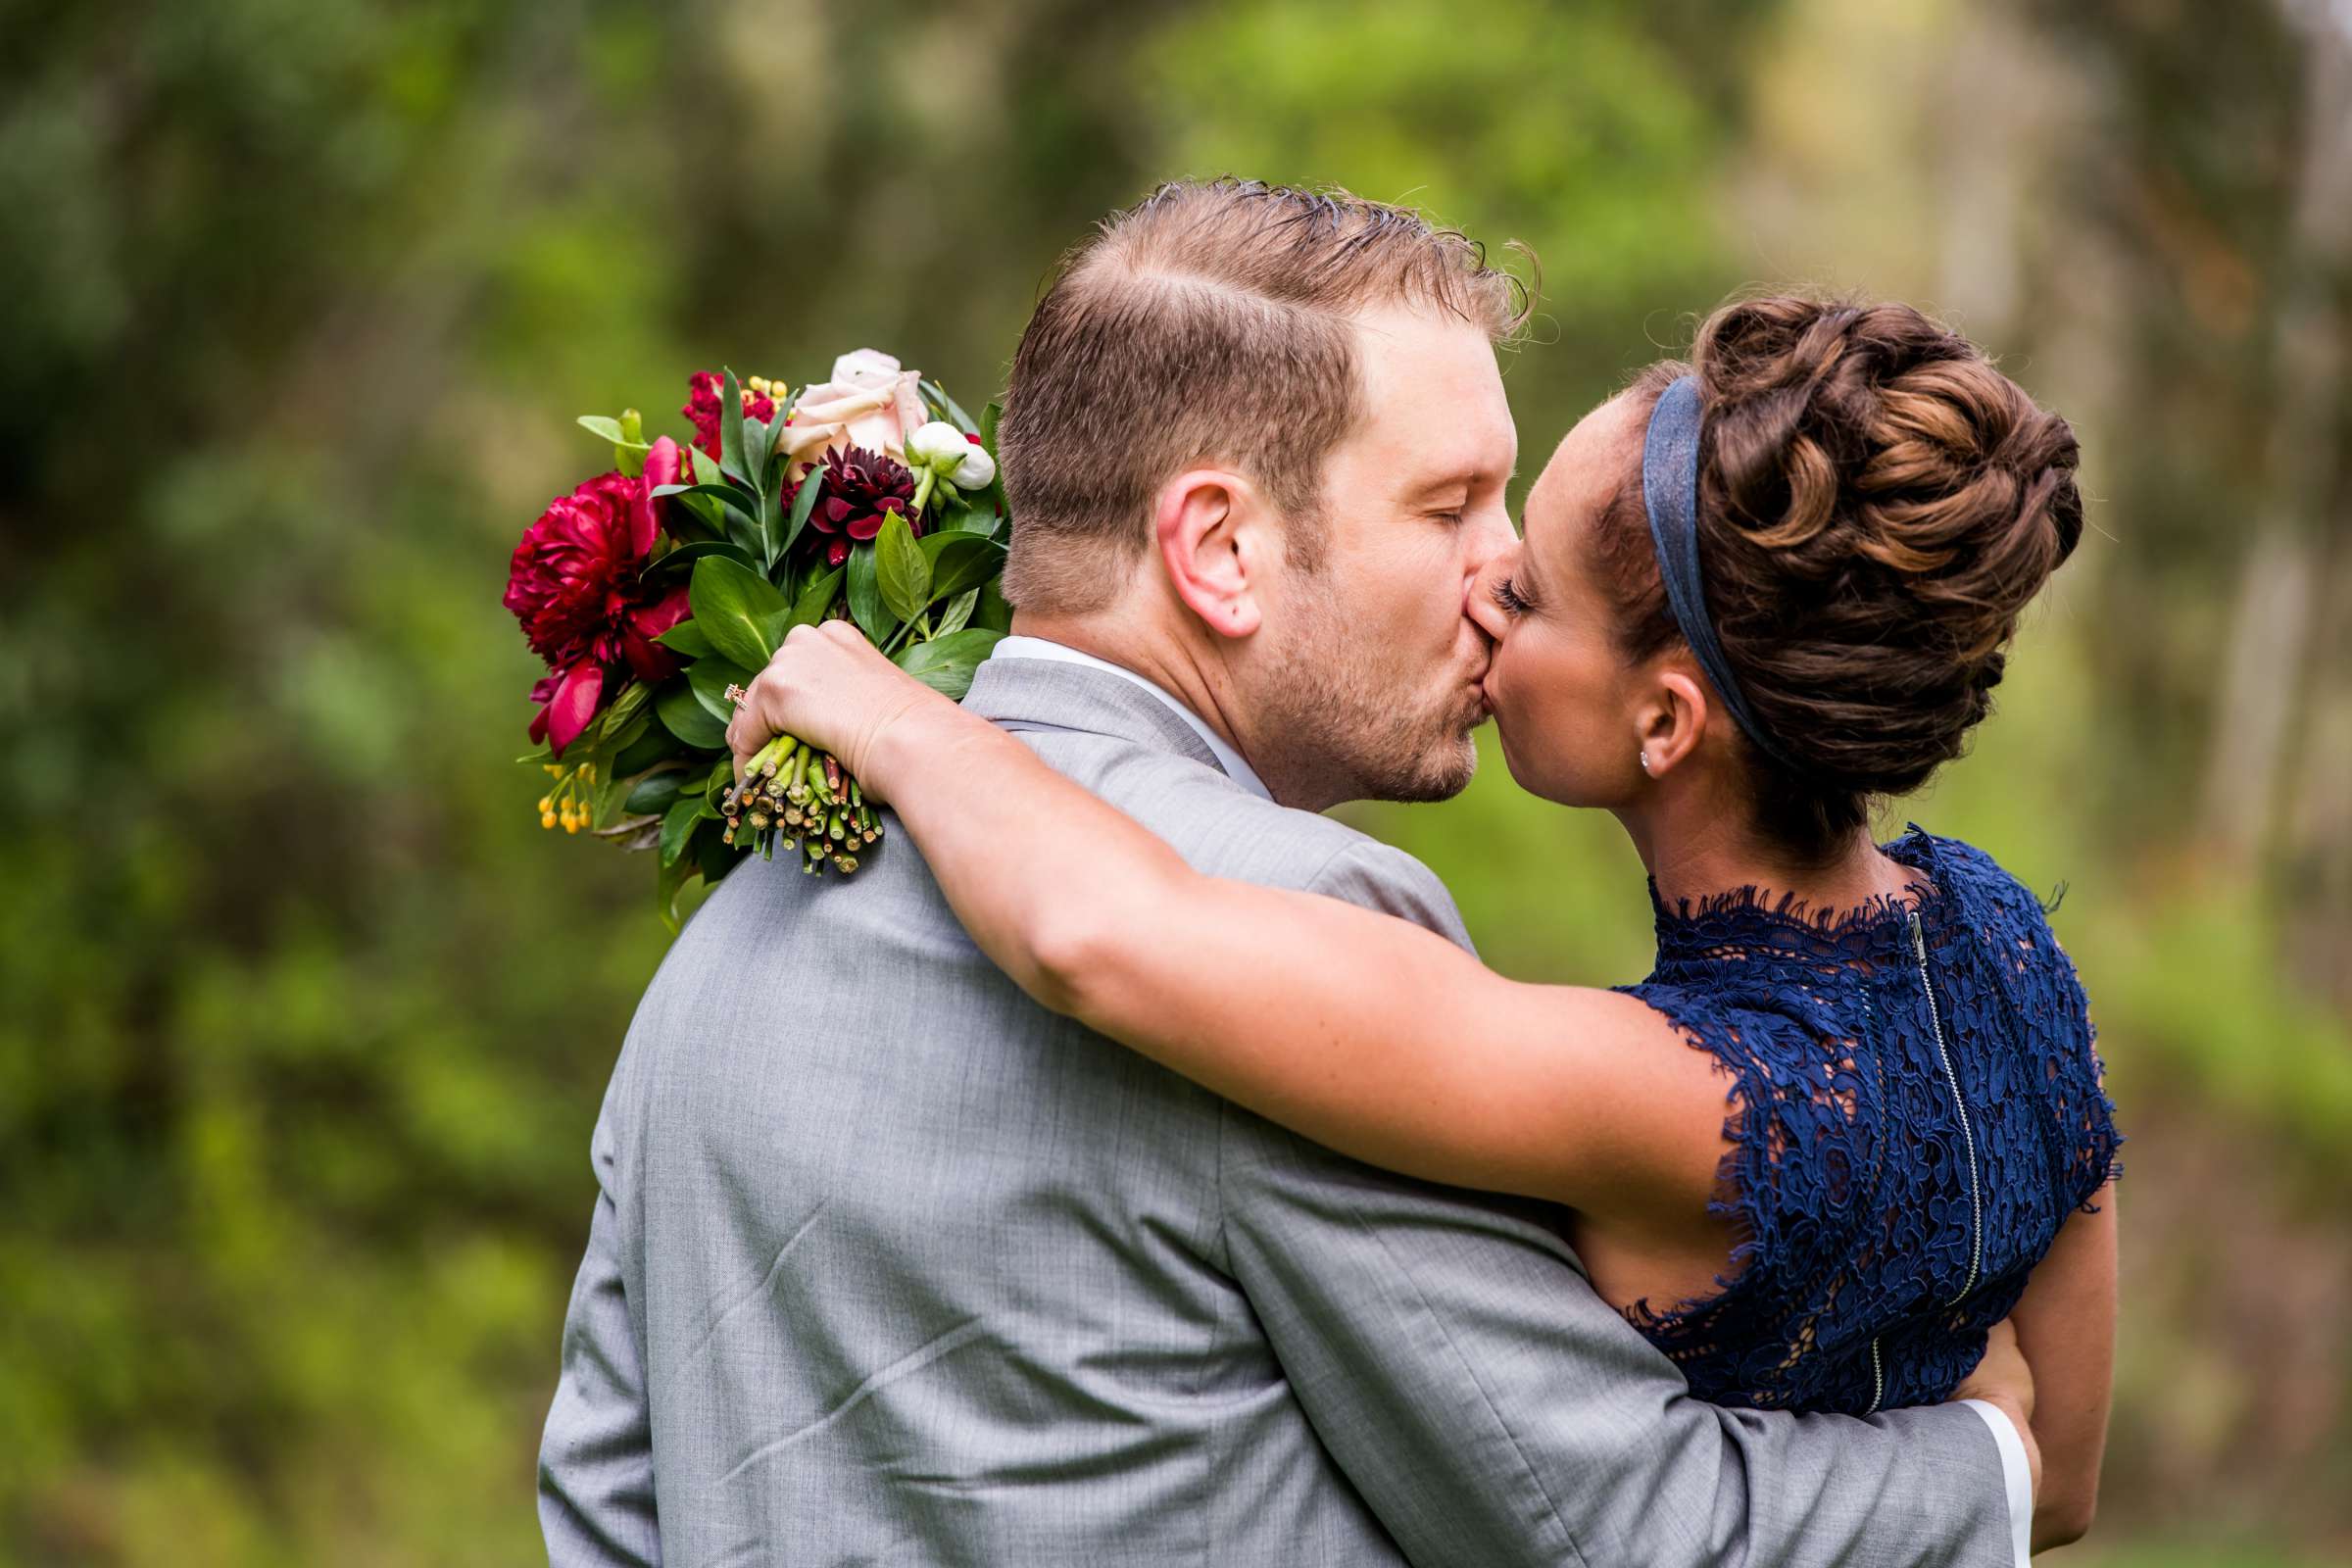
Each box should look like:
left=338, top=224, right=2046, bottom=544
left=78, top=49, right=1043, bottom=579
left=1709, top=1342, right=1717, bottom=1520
left=687, top=656, right=757, bottom=721
left=893, top=628, right=1004, bottom=701
left=979, top=400, right=1002, bottom=458
left=704, top=757, right=736, bottom=807
left=736, top=419, right=771, bottom=553
left=652, top=481, right=760, bottom=517
left=874, top=514, right=931, bottom=623
left=578, top=414, right=653, bottom=453
left=641, top=539, right=756, bottom=580
left=738, top=417, right=771, bottom=544
left=694, top=818, right=738, bottom=882
left=760, top=389, right=801, bottom=488
left=654, top=618, right=716, bottom=659
left=587, top=690, right=650, bottom=769
left=785, top=566, right=844, bottom=633
left=780, top=466, right=823, bottom=559
left=659, top=797, right=702, bottom=866
left=657, top=841, right=695, bottom=932
left=934, top=587, right=978, bottom=637
left=656, top=679, right=728, bottom=749
left=975, top=578, right=1014, bottom=634
left=793, top=553, right=832, bottom=601
left=919, top=532, right=1005, bottom=604
left=655, top=480, right=760, bottom=554
left=601, top=737, right=650, bottom=794
left=612, top=715, right=675, bottom=777
left=592, top=768, right=634, bottom=830
left=662, top=489, right=723, bottom=538
left=603, top=678, right=651, bottom=728
left=625, top=770, right=686, bottom=816
left=920, top=379, right=979, bottom=434
left=687, top=556, right=790, bottom=668
left=756, top=438, right=785, bottom=565
left=845, top=542, right=899, bottom=643
left=719, top=368, right=749, bottom=486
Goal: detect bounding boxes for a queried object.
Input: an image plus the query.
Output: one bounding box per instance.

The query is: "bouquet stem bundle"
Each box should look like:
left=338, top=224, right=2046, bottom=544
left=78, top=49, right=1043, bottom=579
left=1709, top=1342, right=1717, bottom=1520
left=722, top=735, right=881, bottom=874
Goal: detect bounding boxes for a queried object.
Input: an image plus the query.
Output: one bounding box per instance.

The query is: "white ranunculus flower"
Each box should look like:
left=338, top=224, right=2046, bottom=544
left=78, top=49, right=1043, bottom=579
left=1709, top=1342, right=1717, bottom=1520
left=906, top=420, right=971, bottom=468
left=948, top=445, right=997, bottom=490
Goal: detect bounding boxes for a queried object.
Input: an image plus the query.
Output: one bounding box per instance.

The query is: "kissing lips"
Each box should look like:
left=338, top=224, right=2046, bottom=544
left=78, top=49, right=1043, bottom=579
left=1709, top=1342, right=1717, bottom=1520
left=1463, top=629, right=1496, bottom=718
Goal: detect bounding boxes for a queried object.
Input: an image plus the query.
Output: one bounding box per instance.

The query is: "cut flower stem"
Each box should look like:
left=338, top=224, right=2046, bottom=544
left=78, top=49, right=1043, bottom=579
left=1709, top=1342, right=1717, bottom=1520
left=723, top=731, right=877, bottom=875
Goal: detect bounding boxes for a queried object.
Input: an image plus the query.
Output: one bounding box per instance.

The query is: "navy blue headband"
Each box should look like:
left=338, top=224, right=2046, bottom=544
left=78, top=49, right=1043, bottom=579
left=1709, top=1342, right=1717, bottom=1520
left=1641, top=375, right=1807, bottom=775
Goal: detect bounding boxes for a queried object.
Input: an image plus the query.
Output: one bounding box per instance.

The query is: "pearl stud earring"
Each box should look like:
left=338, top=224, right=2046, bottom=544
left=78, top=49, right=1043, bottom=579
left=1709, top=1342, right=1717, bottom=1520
left=1640, top=750, right=1652, bottom=774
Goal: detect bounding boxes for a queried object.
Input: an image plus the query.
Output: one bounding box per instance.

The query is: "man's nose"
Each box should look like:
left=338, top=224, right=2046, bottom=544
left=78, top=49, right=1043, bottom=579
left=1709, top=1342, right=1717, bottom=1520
left=1461, top=509, right=1516, bottom=581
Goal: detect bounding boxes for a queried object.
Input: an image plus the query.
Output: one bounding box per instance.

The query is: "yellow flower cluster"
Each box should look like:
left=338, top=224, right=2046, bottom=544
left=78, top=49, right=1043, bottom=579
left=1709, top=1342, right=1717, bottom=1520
left=537, top=760, right=601, bottom=834
left=746, top=375, right=792, bottom=417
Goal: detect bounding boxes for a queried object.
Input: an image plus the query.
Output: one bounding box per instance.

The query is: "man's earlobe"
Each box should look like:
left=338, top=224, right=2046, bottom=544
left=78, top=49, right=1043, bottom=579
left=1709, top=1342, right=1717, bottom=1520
left=1156, top=468, right=1263, bottom=641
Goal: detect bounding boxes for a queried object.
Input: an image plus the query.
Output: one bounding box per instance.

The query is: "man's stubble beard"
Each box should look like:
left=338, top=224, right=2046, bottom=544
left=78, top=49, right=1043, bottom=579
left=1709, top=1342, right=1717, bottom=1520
left=1250, top=569, right=1484, bottom=809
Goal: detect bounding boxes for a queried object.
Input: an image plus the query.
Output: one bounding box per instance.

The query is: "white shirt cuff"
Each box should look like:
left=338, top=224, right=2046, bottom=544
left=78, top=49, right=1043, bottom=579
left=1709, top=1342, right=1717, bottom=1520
left=1957, top=1398, right=2034, bottom=1567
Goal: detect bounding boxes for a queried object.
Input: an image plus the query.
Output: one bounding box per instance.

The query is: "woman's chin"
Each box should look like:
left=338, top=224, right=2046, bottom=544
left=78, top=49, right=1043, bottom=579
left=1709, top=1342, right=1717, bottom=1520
left=1488, top=723, right=1549, bottom=802
left=1489, top=716, right=1590, bottom=809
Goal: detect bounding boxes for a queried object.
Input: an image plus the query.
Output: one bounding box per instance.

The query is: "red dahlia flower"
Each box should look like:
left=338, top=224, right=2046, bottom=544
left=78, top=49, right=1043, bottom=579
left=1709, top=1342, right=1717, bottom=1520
left=683, top=370, right=777, bottom=462
left=504, top=468, right=691, bottom=754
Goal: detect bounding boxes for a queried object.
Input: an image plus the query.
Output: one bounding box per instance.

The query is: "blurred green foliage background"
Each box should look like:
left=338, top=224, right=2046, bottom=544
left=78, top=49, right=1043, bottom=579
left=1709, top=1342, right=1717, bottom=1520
left=3, top=0, right=2348, bottom=1562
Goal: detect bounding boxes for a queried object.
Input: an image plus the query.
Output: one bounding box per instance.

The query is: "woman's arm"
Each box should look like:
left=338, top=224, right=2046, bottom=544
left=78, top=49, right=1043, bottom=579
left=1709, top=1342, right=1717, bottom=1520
left=727, top=623, right=1725, bottom=1209
left=2009, top=1184, right=2118, bottom=1551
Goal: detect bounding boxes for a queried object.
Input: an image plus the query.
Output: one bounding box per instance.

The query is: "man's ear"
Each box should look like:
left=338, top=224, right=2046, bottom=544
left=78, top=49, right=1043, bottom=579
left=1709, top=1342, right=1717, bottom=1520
left=1638, top=666, right=1711, bottom=777
left=1154, top=467, right=1271, bottom=641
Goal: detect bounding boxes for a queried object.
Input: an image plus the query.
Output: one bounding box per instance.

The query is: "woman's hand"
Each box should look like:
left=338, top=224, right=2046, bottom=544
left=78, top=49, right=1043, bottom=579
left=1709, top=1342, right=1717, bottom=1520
left=724, top=619, right=951, bottom=795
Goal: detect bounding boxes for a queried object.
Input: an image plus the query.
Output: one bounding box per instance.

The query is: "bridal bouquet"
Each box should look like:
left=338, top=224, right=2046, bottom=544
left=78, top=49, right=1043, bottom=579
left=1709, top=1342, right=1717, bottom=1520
left=504, top=350, right=1010, bottom=921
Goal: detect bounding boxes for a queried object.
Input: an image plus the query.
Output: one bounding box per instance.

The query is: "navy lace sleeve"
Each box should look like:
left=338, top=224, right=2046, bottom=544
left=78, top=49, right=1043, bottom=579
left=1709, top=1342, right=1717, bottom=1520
left=1611, top=977, right=1888, bottom=1410
left=1610, top=829, right=2122, bottom=1415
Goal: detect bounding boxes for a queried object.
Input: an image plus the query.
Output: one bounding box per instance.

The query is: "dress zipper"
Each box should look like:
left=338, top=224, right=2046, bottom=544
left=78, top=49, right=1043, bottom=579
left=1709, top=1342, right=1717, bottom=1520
left=1858, top=986, right=1888, bottom=1416
left=1866, top=910, right=1984, bottom=1417
left=1912, top=907, right=1984, bottom=1305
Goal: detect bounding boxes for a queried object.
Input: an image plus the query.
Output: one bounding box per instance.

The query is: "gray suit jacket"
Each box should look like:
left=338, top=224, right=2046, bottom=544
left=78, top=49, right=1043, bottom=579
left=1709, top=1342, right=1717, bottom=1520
left=541, top=657, right=2015, bottom=1566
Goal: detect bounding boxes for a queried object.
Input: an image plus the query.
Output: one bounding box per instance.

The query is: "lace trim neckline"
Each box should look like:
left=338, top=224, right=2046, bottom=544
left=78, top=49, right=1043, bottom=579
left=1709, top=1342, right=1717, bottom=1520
left=1646, top=824, right=1951, bottom=966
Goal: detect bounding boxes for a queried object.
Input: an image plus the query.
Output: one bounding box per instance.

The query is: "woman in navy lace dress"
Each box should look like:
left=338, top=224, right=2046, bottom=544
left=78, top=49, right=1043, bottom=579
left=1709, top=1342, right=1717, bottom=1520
left=732, top=297, right=2123, bottom=1551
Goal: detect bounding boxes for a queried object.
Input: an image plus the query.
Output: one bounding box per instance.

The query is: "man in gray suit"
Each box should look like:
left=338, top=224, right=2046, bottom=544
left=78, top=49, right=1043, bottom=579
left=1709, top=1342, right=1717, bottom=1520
left=541, top=178, right=2038, bottom=1565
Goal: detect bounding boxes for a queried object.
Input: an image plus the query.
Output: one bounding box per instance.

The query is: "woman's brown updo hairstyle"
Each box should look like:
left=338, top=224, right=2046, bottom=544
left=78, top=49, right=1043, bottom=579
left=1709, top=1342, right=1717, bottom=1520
left=1592, top=297, right=2084, bottom=863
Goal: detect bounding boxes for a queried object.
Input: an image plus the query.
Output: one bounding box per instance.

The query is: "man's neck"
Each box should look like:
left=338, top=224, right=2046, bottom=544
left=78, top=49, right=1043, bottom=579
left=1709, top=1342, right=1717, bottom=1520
left=1007, top=610, right=1255, bottom=767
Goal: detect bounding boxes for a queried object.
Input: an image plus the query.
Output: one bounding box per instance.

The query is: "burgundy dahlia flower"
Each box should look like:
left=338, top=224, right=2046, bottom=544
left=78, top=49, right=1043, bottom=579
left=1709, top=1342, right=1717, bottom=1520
left=807, top=445, right=918, bottom=545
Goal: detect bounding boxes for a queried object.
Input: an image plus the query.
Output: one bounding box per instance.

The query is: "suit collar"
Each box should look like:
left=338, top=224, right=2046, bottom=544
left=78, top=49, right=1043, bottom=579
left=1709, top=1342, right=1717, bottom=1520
left=964, top=655, right=1231, bottom=779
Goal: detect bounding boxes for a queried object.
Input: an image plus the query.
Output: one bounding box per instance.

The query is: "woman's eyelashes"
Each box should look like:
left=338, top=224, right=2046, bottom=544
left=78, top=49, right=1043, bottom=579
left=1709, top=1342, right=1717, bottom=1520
left=1490, top=572, right=1533, bottom=615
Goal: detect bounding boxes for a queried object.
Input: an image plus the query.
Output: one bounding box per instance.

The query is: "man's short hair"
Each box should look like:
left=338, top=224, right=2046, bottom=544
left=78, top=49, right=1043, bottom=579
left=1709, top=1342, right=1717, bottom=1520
left=999, top=178, right=1529, bottom=613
